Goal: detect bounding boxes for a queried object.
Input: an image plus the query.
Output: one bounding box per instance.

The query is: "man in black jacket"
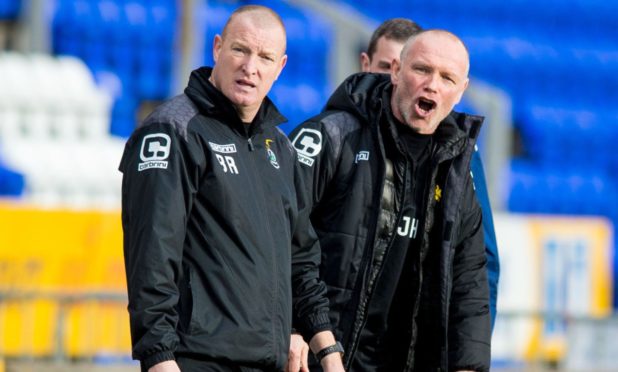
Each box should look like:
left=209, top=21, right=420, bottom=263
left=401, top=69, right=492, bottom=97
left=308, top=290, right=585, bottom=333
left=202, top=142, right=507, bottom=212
left=290, top=30, right=491, bottom=371
left=361, top=18, right=500, bottom=333
left=120, top=5, right=344, bottom=372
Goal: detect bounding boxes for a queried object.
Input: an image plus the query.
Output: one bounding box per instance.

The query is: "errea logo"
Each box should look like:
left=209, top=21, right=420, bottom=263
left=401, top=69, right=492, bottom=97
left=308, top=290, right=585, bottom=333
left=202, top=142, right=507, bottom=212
left=138, top=133, right=171, bottom=171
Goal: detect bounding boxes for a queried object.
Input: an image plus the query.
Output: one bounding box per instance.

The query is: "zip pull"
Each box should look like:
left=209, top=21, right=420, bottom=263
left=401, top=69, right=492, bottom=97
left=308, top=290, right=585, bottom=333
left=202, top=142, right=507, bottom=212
left=248, top=137, right=255, bottom=151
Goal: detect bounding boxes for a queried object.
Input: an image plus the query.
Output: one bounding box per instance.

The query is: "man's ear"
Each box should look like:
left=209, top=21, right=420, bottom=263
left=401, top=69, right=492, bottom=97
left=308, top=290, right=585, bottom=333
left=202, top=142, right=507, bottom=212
left=390, top=58, right=401, bottom=85
left=213, top=34, right=222, bottom=63
left=454, top=77, right=470, bottom=104
left=275, top=54, right=288, bottom=80
left=360, top=52, right=371, bottom=72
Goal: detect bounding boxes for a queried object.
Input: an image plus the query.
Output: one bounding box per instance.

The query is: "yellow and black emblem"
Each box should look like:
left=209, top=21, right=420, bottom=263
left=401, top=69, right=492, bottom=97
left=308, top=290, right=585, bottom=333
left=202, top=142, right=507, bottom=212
left=434, top=185, right=442, bottom=202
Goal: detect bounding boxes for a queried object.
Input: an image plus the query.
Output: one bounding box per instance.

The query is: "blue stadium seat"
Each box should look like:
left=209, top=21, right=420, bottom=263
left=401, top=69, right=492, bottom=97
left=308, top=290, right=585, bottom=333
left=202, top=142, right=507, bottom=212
left=0, top=0, right=22, bottom=20
left=51, top=0, right=180, bottom=139
left=200, top=2, right=235, bottom=68
left=0, top=162, right=24, bottom=196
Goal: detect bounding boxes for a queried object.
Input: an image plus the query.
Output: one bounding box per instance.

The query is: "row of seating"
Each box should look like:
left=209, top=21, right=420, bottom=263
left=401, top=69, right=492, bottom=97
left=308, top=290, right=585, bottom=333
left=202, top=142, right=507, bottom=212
left=517, top=106, right=618, bottom=171
left=52, top=0, right=177, bottom=137
left=508, top=161, right=618, bottom=221
left=0, top=53, right=123, bottom=208
left=337, top=0, right=616, bottom=45
left=50, top=0, right=334, bottom=138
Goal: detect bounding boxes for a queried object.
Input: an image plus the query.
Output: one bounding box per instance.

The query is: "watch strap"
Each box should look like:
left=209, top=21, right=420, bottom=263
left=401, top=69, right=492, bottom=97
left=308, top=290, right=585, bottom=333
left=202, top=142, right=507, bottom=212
left=315, top=341, right=344, bottom=362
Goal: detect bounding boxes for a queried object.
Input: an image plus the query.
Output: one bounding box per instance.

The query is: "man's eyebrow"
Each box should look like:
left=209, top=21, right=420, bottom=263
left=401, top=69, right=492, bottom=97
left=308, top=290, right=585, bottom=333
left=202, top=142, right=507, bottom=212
left=260, top=50, right=277, bottom=57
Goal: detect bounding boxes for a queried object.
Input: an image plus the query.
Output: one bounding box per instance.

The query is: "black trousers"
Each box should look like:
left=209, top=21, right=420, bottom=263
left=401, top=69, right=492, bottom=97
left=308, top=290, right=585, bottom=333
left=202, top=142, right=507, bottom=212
left=175, top=355, right=272, bottom=372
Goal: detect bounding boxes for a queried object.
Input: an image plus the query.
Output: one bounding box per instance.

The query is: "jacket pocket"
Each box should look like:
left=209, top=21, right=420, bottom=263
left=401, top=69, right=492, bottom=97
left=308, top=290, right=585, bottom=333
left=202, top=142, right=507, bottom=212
left=177, top=266, right=194, bottom=334
left=187, top=267, right=204, bottom=334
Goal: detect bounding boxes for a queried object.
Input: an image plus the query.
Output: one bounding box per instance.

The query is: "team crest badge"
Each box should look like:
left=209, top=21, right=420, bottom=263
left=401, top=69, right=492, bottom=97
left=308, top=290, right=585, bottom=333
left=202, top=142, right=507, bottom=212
left=265, top=139, right=280, bottom=169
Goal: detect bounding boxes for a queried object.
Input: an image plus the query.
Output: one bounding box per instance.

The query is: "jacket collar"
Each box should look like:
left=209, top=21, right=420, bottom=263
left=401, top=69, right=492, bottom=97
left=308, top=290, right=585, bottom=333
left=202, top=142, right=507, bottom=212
left=432, top=111, right=484, bottom=161
left=184, top=67, right=287, bottom=134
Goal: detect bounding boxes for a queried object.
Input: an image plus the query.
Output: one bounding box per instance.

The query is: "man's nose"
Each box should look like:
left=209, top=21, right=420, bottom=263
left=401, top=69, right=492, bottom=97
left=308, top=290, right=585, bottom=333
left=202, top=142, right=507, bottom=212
left=242, top=54, right=257, bottom=75
left=424, top=73, right=438, bottom=92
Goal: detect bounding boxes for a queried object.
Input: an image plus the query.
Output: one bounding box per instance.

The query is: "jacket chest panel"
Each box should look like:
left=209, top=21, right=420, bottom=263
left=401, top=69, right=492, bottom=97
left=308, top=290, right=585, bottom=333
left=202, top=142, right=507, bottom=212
left=196, top=128, right=296, bottom=224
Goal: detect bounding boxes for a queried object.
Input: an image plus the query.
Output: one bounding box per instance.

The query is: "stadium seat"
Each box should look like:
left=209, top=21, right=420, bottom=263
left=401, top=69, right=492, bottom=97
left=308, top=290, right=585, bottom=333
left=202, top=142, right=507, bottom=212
left=0, top=0, right=21, bottom=20
left=0, top=52, right=120, bottom=208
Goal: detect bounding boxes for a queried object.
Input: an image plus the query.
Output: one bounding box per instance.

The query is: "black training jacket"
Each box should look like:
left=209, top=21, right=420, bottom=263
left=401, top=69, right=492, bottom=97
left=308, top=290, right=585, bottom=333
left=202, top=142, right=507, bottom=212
left=289, top=73, right=491, bottom=371
left=120, top=67, right=331, bottom=371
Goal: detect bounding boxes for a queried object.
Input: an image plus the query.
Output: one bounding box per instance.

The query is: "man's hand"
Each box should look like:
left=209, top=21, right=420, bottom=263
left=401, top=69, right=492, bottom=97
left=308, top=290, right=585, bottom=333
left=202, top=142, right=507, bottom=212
left=148, top=360, right=181, bottom=372
left=286, top=333, right=309, bottom=372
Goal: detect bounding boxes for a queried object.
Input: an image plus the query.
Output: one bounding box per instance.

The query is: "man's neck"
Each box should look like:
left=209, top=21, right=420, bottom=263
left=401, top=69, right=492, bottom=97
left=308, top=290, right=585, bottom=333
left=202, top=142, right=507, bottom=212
left=236, top=107, right=258, bottom=124
left=208, top=74, right=259, bottom=123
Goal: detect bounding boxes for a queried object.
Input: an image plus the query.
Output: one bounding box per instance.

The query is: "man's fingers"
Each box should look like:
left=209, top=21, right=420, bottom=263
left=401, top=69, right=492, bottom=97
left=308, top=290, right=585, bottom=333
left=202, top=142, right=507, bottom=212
left=287, top=333, right=308, bottom=372
left=286, top=356, right=302, bottom=372
left=300, top=342, right=309, bottom=372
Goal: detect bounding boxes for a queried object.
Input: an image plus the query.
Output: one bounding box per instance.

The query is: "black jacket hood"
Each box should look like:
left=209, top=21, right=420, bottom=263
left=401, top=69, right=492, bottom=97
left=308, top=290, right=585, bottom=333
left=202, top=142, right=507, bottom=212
left=324, top=72, right=390, bottom=125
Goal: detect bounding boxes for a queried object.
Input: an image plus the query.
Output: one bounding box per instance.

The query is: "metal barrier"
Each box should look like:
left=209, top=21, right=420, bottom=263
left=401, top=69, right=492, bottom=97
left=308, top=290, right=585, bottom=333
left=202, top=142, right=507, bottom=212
left=0, top=291, right=131, bottom=361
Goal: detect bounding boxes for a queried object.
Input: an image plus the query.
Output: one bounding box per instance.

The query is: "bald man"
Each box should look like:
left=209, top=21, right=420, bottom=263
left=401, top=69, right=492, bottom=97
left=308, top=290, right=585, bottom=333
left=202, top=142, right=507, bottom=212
left=120, top=6, right=343, bottom=372
left=290, top=30, right=491, bottom=371
left=361, top=18, right=500, bottom=334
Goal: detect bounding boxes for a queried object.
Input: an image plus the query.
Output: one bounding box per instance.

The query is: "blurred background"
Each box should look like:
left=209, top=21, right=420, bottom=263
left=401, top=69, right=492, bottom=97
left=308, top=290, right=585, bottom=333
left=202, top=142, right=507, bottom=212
left=0, top=0, right=616, bottom=371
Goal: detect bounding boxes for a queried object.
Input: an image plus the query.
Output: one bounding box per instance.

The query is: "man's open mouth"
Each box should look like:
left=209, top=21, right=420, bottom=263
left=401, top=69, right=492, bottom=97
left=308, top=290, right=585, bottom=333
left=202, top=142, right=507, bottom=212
left=417, top=97, right=436, bottom=114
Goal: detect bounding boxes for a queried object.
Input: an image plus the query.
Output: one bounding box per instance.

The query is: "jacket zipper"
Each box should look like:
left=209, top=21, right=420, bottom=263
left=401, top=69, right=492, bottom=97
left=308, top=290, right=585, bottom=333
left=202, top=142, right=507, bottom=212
left=245, top=131, right=279, bottom=361
left=404, top=142, right=439, bottom=371
left=347, top=152, right=409, bottom=369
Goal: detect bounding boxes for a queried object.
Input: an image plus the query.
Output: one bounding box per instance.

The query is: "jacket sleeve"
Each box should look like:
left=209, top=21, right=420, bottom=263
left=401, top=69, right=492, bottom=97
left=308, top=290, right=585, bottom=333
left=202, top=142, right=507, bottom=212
left=287, top=116, right=344, bottom=339
left=470, top=150, right=500, bottom=332
left=290, top=155, right=332, bottom=340
left=119, top=122, right=201, bottom=370
left=448, top=172, right=492, bottom=372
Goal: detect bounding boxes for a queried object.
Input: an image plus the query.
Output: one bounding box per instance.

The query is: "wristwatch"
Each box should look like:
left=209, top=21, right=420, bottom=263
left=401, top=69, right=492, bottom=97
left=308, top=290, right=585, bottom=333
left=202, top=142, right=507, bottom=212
left=315, top=341, right=344, bottom=362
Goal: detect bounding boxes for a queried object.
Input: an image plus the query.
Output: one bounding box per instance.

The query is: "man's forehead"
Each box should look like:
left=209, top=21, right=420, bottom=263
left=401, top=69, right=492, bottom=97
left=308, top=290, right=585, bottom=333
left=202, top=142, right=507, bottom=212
left=375, top=37, right=403, bottom=54
left=227, top=29, right=285, bottom=55
left=224, top=15, right=286, bottom=53
left=406, top=35, right=469, bottom=71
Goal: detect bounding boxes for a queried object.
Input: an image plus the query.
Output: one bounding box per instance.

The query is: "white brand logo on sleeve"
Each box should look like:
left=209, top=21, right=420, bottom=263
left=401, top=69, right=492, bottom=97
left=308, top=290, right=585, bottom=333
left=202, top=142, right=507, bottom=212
left=138, top=133, right=171, bottom=171
left=208, top=142, right=237, bottom=154
left=291, top=128, right=322, bottom=167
